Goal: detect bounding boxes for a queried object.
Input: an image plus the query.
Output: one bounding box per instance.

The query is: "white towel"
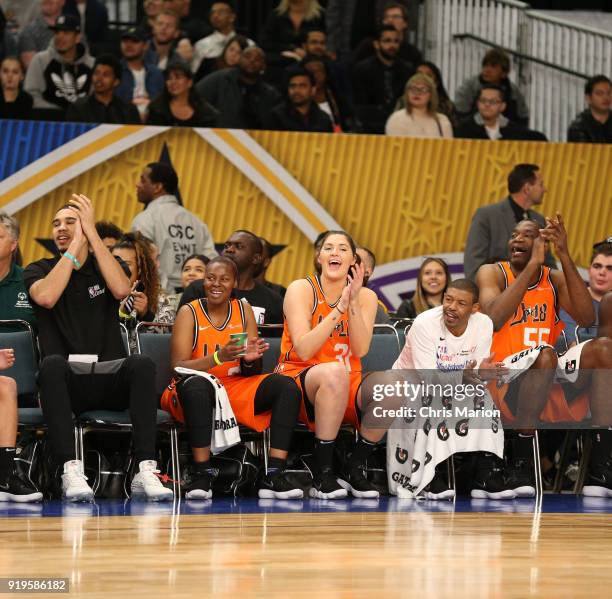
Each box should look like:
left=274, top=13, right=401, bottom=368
left=174, top=367, right=241, bottom=454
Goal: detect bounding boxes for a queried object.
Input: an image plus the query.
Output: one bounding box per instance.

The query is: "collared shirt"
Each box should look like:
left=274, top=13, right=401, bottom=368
left=194, top=29, right=254, bottom=61
left=508, top=196, right=530, bottom=223
left=0, top=262, right=36, bottom=330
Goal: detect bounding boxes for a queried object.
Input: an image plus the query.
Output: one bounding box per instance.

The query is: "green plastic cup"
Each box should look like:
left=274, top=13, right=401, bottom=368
left=230, top=332, right=248, bottom=356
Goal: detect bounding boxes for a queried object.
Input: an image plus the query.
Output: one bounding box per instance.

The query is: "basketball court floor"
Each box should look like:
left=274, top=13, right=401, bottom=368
left=1, top=495, right=611, bottom=598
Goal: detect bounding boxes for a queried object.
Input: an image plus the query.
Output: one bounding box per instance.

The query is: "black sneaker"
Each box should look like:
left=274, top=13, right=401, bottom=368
left=309, top=467, right=347, bottom=499
left=0, top=472, right=43, bottom=503
left=338, top=465, right=379, bottom=499
left=424, top=468, right=455, bottom=501
left=258, top=469, right=303, bottom=499
left=471, top=453, right=516, bottom=500
left=505, top=458, right=536, bottom=498
left=583, top=458, right=612, bottom=498
left=182, top=466, right=216, bottom=500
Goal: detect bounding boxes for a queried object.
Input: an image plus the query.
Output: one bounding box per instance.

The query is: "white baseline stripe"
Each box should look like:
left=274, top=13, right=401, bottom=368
left=229, top=130, right=341, bottom=233
left=196, top=128, right=330, bottom=241
left=1, top=126, right=169, bottom=215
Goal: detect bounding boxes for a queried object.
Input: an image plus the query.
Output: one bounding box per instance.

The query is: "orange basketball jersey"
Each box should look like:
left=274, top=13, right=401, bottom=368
left=160, top=298, right=273, bottom=431
left=491, top=262, right=564, bottom=360
left=277, top=274, right=362, bottom=373
left=186, top=297, right=246, bottom=377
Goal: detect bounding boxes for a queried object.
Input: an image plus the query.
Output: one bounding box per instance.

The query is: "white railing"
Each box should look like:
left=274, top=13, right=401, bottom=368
left=524, top=11, right=612, bottom=141
left=423, top=0, right=529, bottom=101
left=422, top=0, right=612, bottom=141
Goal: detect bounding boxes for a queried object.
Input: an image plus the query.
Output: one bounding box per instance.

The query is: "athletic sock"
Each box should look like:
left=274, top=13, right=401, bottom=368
left=193, top=460, right=212, bottom=475
left=314, top=438, right=335, bottom=472
left=0, top=447, right=15, bottom=481
left=349, top=434, right=377, bottom=469
left=267, top=456, right=286, bottom=474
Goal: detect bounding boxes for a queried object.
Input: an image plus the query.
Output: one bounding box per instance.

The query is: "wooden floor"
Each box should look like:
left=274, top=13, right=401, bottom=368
left=1, top=504, right=611, bottom=598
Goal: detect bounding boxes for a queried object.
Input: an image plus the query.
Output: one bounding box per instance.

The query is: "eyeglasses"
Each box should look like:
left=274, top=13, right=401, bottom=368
left=478, top=98, right=503, bottom=105
left=407, top=86, right=431, bottom=95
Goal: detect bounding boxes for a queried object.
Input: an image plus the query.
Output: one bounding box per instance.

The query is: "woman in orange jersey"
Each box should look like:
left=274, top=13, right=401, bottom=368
left=277, top=231, right=382, bottom=499
left=161, top=256, right=302, bottom=500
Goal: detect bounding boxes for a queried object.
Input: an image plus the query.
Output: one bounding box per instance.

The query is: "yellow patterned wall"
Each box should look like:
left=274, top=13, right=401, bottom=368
left=9, top=130, right=612, bottom=287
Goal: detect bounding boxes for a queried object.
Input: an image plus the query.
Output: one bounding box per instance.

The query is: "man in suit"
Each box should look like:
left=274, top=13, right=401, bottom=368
left=464, top=163, right=556, bottom=281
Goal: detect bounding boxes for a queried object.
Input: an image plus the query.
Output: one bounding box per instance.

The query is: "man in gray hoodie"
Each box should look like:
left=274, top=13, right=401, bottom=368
left=24, top=14, right=94, bottom=120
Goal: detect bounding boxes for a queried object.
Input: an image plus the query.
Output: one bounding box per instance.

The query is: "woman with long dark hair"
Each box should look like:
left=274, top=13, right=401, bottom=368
left=148, top=62, right=219, bottom=126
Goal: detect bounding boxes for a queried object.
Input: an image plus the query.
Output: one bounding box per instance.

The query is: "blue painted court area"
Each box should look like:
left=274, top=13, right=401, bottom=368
left=1, top=494, right=611, bottom=518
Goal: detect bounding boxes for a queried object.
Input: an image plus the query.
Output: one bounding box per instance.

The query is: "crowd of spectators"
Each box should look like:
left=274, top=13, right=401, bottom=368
left=0, top=0, right=609, bottom=142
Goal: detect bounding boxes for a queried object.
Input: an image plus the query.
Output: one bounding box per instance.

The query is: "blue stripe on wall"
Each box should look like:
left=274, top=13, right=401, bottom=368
left=0, top=120, right=98, bottom=181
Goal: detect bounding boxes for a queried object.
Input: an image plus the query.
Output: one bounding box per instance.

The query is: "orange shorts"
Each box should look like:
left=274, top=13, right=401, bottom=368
left=276, top=363, right=364, bottom=432
left=160, top=373, right=273, bottom=432
left=489, top=381, right=590, bottom=424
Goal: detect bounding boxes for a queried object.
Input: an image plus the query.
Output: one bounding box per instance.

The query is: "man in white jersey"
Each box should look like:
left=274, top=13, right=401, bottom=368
left=386, top=279, right=514, bottom=499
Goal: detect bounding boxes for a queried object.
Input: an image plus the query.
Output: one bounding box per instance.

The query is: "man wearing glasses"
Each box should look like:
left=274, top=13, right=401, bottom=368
left=455, top=84, right=546, bottom=141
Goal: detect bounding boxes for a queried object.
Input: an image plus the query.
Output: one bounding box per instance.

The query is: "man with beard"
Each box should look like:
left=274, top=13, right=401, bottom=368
left=116, top=27, right=164, bottom=122
left=196, top=46, right=281, bottom=129
left=179, top=229, right=284, bottom=327
left=352, top=25, right=414, bottom=133
left=264, top=67, right=333, bottom=132
left=477, top=218, right=612, bottom=497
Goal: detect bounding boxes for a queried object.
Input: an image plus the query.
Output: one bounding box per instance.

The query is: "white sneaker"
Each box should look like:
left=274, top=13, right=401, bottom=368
left=131, top=460, right=174, bottom=502
left=61, top=460, right=94, bottom=503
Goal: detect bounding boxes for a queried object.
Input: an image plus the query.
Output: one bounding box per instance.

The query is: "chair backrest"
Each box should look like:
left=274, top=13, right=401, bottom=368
left=0, top=321, right=38, bottom=395
left=136, top=325, right=173, bottom=397
left=262, top=337, right=281, bottom=374
left=361, top=325, right=401, bottom=372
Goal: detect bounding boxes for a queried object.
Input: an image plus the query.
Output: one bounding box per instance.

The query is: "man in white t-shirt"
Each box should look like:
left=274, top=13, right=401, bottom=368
left=387, top=279, right=513, bottom=500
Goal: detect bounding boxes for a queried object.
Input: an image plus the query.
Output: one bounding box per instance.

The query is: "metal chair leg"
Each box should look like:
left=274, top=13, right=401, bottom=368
left=574, top=432, right=592, bottom=495
left=446, top=455, right=456, bottom=495
left=262, top=428, right=270, bottom=473
left=170, top=426, right=181, bottom=498
left=553, top=431, right=576, bottom=493
left=532, top=430, right=543, bottom=498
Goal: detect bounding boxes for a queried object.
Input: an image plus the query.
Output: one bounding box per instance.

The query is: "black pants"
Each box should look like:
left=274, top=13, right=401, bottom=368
left=38, top=355, right=158, bottom=466
left=177, top=373, right=301, bottom=452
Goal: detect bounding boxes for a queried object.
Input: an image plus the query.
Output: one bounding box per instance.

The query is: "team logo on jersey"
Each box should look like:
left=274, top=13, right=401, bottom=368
left=411, top=459, right=420, bottom=473
left=442, top=392, right=453, bottom=409
left=395, top=446, right=408, bottom=464
left=510, top=302, right=549, bottom=327
left=424, top=452, right=432, bottom=466
left=491, top=416, right=499, bottom=434
left=421, top=393, right=433, bottom=407
left=423, top=419, right=431, bottom=435
left=455, top=419, right=469, bottom=437
left=437, top=421, right=450, bottom=441
left=565, top=359, right=577, bottom=374
left=88, top=284, right=105, bottom=299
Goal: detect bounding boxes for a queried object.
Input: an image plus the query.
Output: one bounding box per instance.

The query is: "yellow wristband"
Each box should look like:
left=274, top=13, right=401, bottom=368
left=213, top=351, right=224, bottom=366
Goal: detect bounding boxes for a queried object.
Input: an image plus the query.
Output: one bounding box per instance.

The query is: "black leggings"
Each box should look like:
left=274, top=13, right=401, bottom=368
left=177, top=374, right=301, bottom=452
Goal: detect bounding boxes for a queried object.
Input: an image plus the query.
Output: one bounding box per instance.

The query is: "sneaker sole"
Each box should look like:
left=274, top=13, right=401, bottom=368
left=63, top=491, right=94, bottom=503
left=0, top=491, right=43, bottom=503
left=308, top=487, right=348, bottom=499
left=582, top=485, right=612, bottom=498
left=131, top=489, right=175, bottom=502
left=258, top=488, right=304, bottom=500
left=471, top=489, right=517, bottom=500
left=337, top=478, right=379, bottom=499
left=424, top=489, right=455, bottom=501
left=513, top=485, right=536, bottom=498
left=185, top=489, right=213, bottom=500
